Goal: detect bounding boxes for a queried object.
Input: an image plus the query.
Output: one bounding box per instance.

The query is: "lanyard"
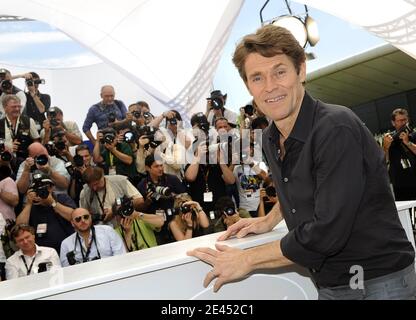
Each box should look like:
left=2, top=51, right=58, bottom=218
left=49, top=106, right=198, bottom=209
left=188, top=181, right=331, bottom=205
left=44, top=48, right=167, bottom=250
left=94, top=180, right=107, bottom=215
left=76, top=227, right=101, bottom=262
left=203, top=166, right=210, bottom=192
left=109, top=152, right=114, bottom=167
left=20, top=254, right=37, bottom=275
left=120, top=219, right=150, bottom=251
left=5, top=116, right=19, bottom=140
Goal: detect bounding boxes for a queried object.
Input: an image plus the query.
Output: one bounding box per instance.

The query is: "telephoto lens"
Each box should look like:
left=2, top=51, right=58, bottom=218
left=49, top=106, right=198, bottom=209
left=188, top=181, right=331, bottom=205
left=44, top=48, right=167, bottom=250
left=35, top=154, right=48, bottom=166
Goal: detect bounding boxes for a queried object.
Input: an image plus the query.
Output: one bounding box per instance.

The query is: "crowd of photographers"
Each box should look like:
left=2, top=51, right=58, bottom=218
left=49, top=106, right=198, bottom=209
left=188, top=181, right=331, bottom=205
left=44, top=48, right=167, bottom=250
left=0, top=70, right=280, bottom=281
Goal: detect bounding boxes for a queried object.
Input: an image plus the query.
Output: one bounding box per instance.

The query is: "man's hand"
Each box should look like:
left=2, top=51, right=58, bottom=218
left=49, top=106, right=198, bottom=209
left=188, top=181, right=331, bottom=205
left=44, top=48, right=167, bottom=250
left=121, top=216, right=133, bottom=233
left=383, top=133, right=393, bottom=151
left=138, top=136, right=150, bottom=147
left=217, top=216, right=273, bottom=241
left=23, top=157, right=35, bottom=172
left=187, top=243, right=252, bottom=292
left=104, top=138, right=117, bottom=151
left=36, top=192, right=54, bottom=207
left=43, top=119, right=51, bottom=131
left=36, top=160, right=51, bottom=174
left=26, top=190, right=41, bottom=205
left=12, top=140, right=20, bottom=153
left=103, top=208, right=113, bottom=222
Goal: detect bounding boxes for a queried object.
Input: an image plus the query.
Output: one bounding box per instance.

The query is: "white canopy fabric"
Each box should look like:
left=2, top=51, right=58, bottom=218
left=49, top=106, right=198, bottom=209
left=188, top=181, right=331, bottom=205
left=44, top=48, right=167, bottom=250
left=297, top=0, right=416, bottom=60
left=0, top=0, right=244, bottom=125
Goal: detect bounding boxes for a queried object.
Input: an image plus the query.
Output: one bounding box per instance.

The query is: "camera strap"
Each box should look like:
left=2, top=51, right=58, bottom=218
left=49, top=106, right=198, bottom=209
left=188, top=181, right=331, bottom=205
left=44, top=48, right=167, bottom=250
left=76, top=226, right=101, bottom=262
left=203, top=166, right=210, bottom=192
left=94, top=179, right=107, bottom=215
left=5, top=116, right=19, bottom=140
left=20, top=254, right=37, bottom=275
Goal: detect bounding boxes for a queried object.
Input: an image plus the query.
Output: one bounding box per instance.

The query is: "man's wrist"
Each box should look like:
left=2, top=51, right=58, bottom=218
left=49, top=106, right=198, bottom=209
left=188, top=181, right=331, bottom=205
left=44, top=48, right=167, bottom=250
left=407, top=141, right=413, bottom=147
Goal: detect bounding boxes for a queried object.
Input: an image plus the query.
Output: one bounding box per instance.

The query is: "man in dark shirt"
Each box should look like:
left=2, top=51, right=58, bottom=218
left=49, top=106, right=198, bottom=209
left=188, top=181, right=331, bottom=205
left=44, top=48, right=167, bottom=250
left=188, top=25, right=415, bottom=299
left=383, top=108, right=416, bottom=200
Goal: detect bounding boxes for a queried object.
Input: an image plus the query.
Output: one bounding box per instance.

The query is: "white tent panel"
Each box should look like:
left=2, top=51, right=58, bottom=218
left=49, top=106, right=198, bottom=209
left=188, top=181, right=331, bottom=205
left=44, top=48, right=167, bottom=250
left=298, top=0, right=416, bottom=60
left=0, top=0, right=244, bottom=115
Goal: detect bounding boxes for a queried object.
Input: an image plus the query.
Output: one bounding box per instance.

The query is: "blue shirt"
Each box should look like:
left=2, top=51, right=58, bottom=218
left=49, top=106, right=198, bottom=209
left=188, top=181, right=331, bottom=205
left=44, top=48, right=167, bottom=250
left=60, top=225, right=126, bottom=267
left=82, top=100, right=127, bottom=132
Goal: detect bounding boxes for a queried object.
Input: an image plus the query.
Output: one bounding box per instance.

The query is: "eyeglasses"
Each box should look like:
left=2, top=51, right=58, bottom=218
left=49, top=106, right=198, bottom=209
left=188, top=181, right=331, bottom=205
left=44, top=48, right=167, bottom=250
left=74, top=214, right=90, bottom=223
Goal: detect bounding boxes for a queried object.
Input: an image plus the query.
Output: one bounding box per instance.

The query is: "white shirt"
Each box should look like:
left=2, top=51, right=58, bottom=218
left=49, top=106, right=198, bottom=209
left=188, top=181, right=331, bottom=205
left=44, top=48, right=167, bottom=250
left=233, top=162, right=268, bottom=212
left=40, top=120, right=83, bottom=146
left=60, top=225, right=126, bottom=267
left=0, top=214, right=6, bottom=263
left=207, top=108, right=238, bottom=127
left=5, top=244, right=61, bottom=279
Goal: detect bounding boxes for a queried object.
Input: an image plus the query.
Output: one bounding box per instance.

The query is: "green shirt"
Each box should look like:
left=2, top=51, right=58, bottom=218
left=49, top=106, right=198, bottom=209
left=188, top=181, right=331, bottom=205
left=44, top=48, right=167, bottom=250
left=115, top=218, right=158, bottom=251
left=101, top=142, right=137, bottom=178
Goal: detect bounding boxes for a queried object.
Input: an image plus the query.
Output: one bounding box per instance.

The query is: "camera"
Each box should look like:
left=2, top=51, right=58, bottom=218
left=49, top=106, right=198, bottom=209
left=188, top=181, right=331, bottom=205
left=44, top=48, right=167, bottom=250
left=193, top=113, right=210, bottom=132
left=91, top=212, right=105, bottom=224
left=265, top=186, right=276, bottom=198
left=167, top=118, right=177, bottom=125
left=107, top=112, right=116, bottom=123
left=35, top=154, right=49, bottom=166
left=391, top=124, right=412, bottom=141
left=223, top=207, right=236, bottom=216
left=132, top=111, right=141, bottom=118
left=99, top=128, right=116, bottom=145
left=54, top=139, right=66, bottom=151
left=15, top=131, right=32, bottom=158
left=173, top=203, right=197, bottom=219
left=137, top=126, right=162, bottom=149
left=243, top=104, right=254, bottom=116
left=147, top=182, right=172, bottom=200
left=143, top=112, right=152, bottom=119
left=0, top=139, right=12, bottom=162
left=26, top=78, right=45, bottom=87
left=207, top=92, right=224, bottom=110
left=73, top=154, right=84, bottom=167
left=47, top=107, right=60, bottom=127
left=114, top=196, right=134, bottom=217
left=31, top=173, right=51, bottom=199
left=66, top=251, right=77, bottom=266
left=123, top=130, right=136, bottom=143
left=0, top=80, right=12, bottom=91
left=37, top=261, right=51, bottom=273
left=44, top=141, right=57, bottom=157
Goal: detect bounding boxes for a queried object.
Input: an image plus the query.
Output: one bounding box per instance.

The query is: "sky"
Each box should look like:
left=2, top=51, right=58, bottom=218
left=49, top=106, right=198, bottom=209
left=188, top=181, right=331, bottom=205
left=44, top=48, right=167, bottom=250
left=0, top=0, right=386, bottom=113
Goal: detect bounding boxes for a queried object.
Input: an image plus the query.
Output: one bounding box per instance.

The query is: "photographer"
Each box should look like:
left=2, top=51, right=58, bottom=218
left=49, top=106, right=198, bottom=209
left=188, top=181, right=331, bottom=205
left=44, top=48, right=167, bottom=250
left=112, top=197, right=164, bottom=251
left=168, top=193, right=209, bottom=241
left=15, top=174, right=75, bottom=254
left=0, top=165, right=18, bottom=223
left=257, top=180, right=278, bottom=217
left=205, top=90, right=237, bottom=128
left=16, top=142, right=70, bottom=195
left=41, top=107, right=82, bottom=147
left=83, top=85, right=127, bottom=145
left=156, top=110, right=192, bottom=179
left=68, top=144, right=94, bottom=205
left=0, top=94, right=40, bottom=165
left=0, top=69, right=27, bottom=116
left=5, top=224, right=61, bottom=280
left=22, top=72, right=50, bottom=131
left=79, top=167, right=143, bottom=225
left=137, top=154, right=186, bottom=210
left=233, top=143, right=268, bottom=216
left=212, top=196, right=251, bottom=233
left=60, top=208, right=126, bottom=267
left=93, top=127, right=137, bottom=179
left=383, top=108, right=416, bottom=200
left=185, top=114, right=236, bottom=215
left=134, top=125, right=164, bottom=175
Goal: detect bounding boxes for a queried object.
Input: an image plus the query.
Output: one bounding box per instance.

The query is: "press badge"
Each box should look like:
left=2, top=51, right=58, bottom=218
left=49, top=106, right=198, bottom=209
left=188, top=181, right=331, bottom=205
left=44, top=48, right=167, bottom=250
left=203, top=192, right=213, bottom=202
left=36, top=223, right=47, bottom=236
left=108, top=166, right=117, bottom=175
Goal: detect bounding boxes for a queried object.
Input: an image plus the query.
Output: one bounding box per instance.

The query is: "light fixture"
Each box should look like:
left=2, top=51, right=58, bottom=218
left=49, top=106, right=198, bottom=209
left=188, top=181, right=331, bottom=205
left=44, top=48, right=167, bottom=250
left=260, top=0, right=320, bottom=49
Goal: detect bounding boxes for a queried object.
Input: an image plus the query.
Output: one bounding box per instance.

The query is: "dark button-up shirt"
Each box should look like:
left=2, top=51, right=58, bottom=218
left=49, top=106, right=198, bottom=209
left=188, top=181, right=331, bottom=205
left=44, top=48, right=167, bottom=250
left=263, top=92, right=414, bottom=287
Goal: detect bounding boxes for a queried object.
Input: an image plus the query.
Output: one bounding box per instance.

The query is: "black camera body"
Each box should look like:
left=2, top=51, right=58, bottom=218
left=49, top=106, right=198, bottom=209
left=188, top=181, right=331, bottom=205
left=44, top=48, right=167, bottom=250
left=391, top=124, right=412, bottom=141
left=173, top=204, right=197, bottom=218
left=48, top=108, right=59, bottom=127
left=123, top=130, right=136, bottom=143
left=15, top=131, right=32, bottom=159
left=91, top=213, right=105, bottom=224
left=26, top=79, right=45, bottom=87
left=31, top=173, right=50, bottom=199
left=0, top=139, right=12, bottom=162
left=132, top=111, right=141, bottom=119
left=107, top=112, right=116, bottom=124
left=244, top=104, right=254, bottom=116
left=73, top=154, right=84, bottom=167
left=115, top=196, right=134, bottom=217
left=265, top=186, right=276, bottom=198
left=37, top=261, right=51, bottom=273
left=99, top=128, right=117, bottom=145
left=66, top=251, right=77, bottom=265
left=0, top=80, right=12, bottom=91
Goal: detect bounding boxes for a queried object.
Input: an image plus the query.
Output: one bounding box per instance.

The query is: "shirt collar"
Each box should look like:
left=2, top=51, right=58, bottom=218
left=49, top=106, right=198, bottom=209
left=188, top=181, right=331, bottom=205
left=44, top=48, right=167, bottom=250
left=266, top=91, right=317, bottom=144
left=19, top=244, right=41, bottom=258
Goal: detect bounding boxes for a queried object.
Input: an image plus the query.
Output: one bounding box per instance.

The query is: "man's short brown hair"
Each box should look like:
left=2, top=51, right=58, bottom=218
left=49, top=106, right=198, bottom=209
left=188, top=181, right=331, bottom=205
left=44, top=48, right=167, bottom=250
left=391, top=108, right=409, bottom=121
left=11, top=224, right=35, bottom=240
left=232, top=24, right=306, bottom=83
left=82, top=166, right=104, bottom=184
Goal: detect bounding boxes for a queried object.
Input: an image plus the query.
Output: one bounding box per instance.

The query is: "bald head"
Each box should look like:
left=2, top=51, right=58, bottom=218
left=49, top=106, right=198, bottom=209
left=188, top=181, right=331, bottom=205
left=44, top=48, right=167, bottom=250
left=28, top=142, right=48, bottom=158
left=100, top=85, right=115, bottom=106
left=71, top=208, right=90, bottom=220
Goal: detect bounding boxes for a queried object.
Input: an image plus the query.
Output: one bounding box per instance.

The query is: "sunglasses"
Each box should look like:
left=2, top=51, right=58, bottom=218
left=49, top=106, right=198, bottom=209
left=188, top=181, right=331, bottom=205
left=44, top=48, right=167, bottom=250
left=74, top=214, right=90, bottom=223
